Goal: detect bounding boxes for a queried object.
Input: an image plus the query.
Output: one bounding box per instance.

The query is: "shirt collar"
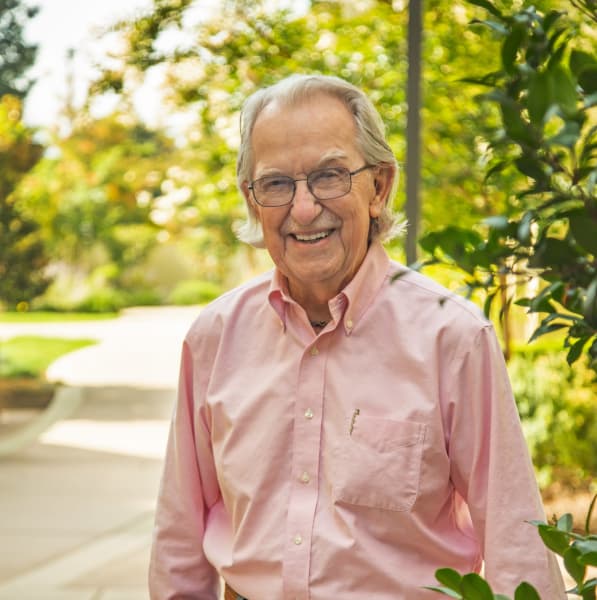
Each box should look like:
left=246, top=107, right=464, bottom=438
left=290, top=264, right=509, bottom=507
left=268, top=242, right=390, bottom=335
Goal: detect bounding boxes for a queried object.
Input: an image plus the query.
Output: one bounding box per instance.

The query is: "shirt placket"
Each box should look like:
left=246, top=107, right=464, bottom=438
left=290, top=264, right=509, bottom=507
left=282, top=333, right=329, bottom=600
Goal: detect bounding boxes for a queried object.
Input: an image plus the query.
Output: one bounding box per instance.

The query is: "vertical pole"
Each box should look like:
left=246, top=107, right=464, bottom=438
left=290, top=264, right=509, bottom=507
left=406, top=0, right=423, bottom=264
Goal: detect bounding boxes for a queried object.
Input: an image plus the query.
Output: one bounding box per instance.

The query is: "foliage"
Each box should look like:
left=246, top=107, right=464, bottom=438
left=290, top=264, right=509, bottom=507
left=91, top=0, right=521, bottom=256
left=418, top=0, right=597, bottom=370
left=426, top=496, right=597, bottom=599
left=0, top=336, right=96, bottom=378
left=0, top=0, right=38, bottom=98
left=167, top=279, right=222, bottom=305
left=0, top=95, right=48, bottom=309
left=13, top=113, right=178, bottom=307
left=509, top=341, right=597, bottom=491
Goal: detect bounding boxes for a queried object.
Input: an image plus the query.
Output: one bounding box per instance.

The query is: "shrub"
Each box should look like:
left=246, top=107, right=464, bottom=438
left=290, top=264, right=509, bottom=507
left=509, top=343, right=597, bottom=492
left=167, top=279, right=222, bottom=306
left=73, top=287, right=128, bottom=313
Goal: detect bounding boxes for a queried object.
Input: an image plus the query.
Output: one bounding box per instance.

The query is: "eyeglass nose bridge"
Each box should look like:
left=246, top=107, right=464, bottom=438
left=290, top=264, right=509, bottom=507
left=290, top=175, right=318, bottom=204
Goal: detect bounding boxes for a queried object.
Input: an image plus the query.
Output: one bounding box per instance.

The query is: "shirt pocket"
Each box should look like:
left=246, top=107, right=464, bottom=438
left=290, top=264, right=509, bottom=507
left=331, top=416, right=426, bottom=512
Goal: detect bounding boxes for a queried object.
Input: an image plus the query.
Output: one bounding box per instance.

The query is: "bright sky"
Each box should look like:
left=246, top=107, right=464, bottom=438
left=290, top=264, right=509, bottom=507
left=22, top=0, right=154, bottom=127
left=21, top=0, right=307, bottom=130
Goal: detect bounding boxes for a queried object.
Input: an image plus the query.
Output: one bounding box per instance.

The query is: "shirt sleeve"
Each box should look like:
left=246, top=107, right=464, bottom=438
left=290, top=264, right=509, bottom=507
left=148, top=339, right=221, bottom=600
left=446, top=323, right=566, bottom=599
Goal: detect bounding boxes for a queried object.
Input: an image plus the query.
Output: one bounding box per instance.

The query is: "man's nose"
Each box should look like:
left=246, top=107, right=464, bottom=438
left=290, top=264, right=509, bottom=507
left=290, top=180, right=322, bottom=224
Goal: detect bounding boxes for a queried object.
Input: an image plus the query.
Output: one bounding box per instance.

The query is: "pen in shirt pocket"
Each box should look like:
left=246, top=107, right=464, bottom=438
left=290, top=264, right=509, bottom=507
left=349, top=408, right=360, bottom=435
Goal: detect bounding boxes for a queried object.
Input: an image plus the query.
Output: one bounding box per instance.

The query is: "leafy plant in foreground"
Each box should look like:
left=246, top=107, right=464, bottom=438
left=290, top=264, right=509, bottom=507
left=418, top=0, right=597, bottom=370
left=426, top=495, right=597, bottom=599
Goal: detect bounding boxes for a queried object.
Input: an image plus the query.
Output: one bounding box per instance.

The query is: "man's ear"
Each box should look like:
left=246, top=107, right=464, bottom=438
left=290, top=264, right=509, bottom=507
left=369, top=164, right=395, bottom=218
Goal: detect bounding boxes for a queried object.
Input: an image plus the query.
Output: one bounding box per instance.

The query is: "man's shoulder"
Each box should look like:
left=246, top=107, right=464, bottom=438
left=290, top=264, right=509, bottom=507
left=386, top=261, right=489, bottom=329
left=186, top=270, right=273, bottom=339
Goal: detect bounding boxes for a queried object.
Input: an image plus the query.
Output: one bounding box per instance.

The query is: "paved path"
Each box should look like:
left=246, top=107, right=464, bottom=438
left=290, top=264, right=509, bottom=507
left=0, top=306, right=199, bottom=599
left=1, top=306, right=200, bottom=387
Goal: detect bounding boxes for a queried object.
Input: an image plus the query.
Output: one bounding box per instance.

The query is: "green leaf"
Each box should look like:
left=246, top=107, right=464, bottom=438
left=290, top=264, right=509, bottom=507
left=500, top=99, right=537, bottom=147
left=569, top=212, right=597, bottom=254
left=575, top=539, right=597, bottom=558
left=528, top=322, right=567, bottom=343
left=484, top=215, right=510, bottom=230
left=537, top=524, right=570, bottom=555
left=514, top=581, right=541, bottom=600
left=484, top=290, right=497, bottom=317
left=484, top=160, right=508, bottom=182
left=542, top=10, right=564, bottom=33
left=547, top=120, right=580, bottom=148
left=470, top=19, right=509, bottom=35
left=529, top=237, right=580, bottom=269
left=579, top=67, right=597, bottom=94
left=570, top=50, right=597, bottom=79
left=550, top=64, right=579, bottom=117
left=466, top=0, right=505, bottom=19
left=460, top=573, right=494, bottom=600
left=557, top=513, right=573, bottom=533
left=423, top=586, right=462, bottom=598
left=502, top=24, right=526, bottom=74
left=585, top=495, right=597, bottom=535
left=436, top=568, right=464, bottom=591
left=567, top=337, right=587, bottom=366
left=564, top=545, right=587, bottom=584
left=515, top=155, right=546, bottom=182
left=517, top=210, right=535, bottom=245
left=584, top=278, right=597, bottom=328
left=578, top=552, right=597, bottom=567
left=584, top=92, right=597, bottom=109
left=527, top=70, right=552, bottom=125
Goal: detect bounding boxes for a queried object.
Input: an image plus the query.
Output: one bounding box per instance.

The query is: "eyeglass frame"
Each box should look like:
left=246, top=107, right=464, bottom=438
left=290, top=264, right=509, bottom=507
left=247, top=164, right=375, bottom=207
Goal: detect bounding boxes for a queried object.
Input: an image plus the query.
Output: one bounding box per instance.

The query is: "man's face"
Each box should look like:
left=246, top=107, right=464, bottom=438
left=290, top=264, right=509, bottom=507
left=242, top=93, right=393, bottom=301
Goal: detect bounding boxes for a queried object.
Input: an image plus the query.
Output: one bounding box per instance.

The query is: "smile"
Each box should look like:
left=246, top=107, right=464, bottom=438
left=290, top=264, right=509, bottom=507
left=292, top=230, right=334, bottom=243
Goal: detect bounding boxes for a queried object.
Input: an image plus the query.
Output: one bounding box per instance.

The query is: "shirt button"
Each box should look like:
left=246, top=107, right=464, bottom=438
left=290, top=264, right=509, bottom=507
left=300, top=471, right=310, bottom=484
left=294, top=534, right=303, bottom=545
left=304, top=408, right=314, bottom=419
left=310, top=346, right=319, bottom=356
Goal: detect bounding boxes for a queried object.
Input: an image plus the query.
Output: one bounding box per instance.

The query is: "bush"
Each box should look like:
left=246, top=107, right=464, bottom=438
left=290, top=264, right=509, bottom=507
left=73, top=287, right=128, bottom=313
left=509, top=342, right=597, bottom=493
left=167, top=279, right=222, bottom=306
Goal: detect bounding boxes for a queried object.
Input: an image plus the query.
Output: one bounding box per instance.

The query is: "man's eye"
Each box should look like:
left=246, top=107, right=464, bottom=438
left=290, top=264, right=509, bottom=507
left=312, top=169, right=343, bottom=184
left=261, top=177, right=291, bottom=192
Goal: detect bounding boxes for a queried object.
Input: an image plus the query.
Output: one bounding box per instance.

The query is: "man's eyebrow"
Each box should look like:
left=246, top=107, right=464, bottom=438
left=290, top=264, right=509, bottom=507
left=318, top=150, right=349, bottom=165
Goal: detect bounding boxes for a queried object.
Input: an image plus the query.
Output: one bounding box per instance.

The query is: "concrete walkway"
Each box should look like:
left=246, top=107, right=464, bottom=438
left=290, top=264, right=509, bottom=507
left=0, top=306, right=200, bottom=599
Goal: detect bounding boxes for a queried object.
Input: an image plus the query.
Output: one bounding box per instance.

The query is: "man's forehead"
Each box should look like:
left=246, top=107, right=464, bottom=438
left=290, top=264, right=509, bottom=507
left=257, top=92, right=351, bottom=123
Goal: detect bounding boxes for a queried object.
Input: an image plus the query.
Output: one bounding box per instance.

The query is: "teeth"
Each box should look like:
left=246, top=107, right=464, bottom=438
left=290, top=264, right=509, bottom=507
left=295, top=231, right=330, bottom=242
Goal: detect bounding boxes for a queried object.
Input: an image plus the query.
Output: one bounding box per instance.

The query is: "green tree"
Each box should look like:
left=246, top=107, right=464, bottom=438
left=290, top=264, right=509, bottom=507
left=419, top=0, right=597, bottom=370
left=0, top=0, right=38, bottom=98
left=14, top=112, right=180, bottom=306
left=0, top=95, right=46, bottom=308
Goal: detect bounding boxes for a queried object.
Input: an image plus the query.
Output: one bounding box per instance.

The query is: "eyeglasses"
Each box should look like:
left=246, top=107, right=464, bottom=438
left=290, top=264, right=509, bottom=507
left=248, top=164, right=374, bottom=207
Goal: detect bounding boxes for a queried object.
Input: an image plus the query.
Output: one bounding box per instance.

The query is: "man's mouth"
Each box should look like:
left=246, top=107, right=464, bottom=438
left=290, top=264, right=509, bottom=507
left=292, top=229, right=334, bottom=243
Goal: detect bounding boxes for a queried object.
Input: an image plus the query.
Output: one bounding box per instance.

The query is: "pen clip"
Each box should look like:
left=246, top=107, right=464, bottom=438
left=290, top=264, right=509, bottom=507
left=349, top=408, right=360, bottom=435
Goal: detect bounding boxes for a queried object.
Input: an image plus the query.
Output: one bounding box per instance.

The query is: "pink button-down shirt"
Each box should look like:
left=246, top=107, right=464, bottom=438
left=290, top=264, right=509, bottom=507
left=149, top=242, right=565, bottom=599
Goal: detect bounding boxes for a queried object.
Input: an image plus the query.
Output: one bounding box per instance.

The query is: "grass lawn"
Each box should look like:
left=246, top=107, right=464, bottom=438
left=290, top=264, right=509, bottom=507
left=0, top=336, right=97, bottom=378
left=0, top=311, right=117, bottom=323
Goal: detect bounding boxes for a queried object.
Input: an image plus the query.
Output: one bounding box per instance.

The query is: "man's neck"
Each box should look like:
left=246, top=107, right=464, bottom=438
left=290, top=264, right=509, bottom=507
left=287, top=281, right=335, bottom=324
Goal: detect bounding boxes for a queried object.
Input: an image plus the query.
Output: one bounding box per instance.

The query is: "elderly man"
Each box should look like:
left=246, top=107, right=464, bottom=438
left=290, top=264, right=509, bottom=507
left=149, top=74, right=565, bottom=599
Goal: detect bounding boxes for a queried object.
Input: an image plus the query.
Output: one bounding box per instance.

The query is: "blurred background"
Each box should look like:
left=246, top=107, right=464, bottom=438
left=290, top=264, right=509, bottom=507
left=0, top=0, right=596, bottom=597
